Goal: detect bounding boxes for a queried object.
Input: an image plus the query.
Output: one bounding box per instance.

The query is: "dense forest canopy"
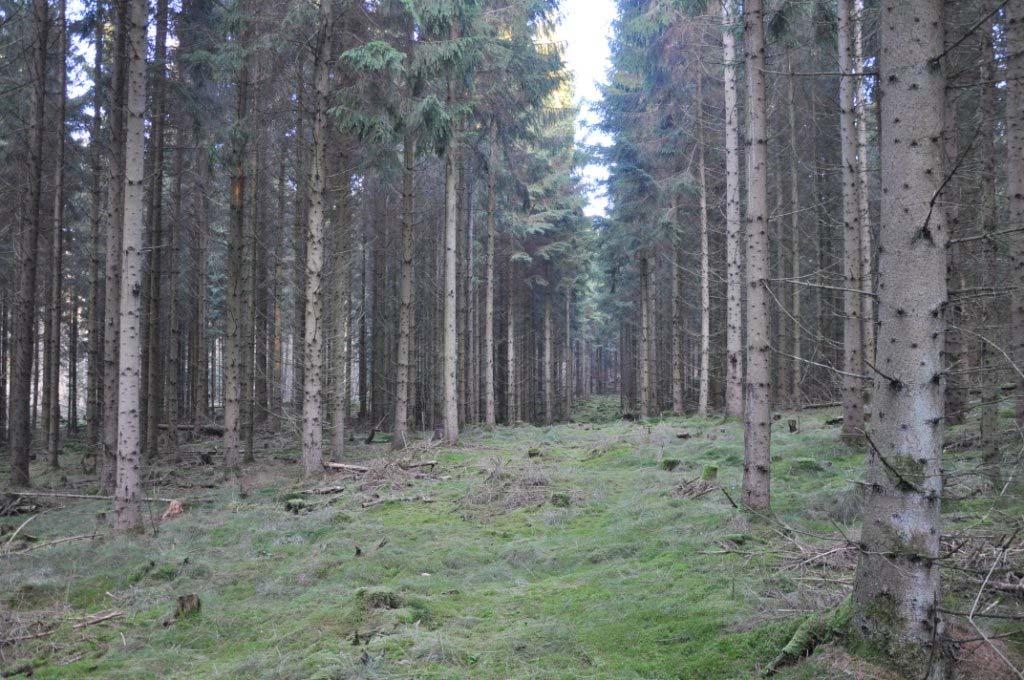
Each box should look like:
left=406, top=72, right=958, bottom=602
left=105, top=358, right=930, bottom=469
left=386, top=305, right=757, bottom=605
left=1, top=0, right=1024, bottom=677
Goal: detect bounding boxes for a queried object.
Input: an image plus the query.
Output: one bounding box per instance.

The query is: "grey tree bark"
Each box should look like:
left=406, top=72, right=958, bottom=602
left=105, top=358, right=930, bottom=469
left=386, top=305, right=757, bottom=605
left=393, top=136, right=416, bottom=449
left=1008, top=0, right=1024, bottom=426
left=101, top=0, right=129, bottom=493
left=722, top=0, right=744, bottom=418
left=741, top=0, right=771, bottom=510
left=839, top=0, right=865, bottom=443
left=8, top=0, right=49, bottom=487
left=113, top=0, right=149, bottom=533
left=851, top=2, right=949, bottom=675
left=484, top=127, right=497, bottom=427
left=301, top=0, right=333, bottom=475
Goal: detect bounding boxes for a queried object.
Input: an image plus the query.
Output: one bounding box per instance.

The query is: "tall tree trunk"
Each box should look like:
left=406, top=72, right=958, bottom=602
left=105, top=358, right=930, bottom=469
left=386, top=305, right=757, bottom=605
left=484, top=127, right=497, bottom=427
left=741, top=0, right=771, bottom=511
left=292, top=64, right=308, bottom=417
left=165, top=136, right=183, bottom=459
left=697, top=67, right=711, bottom=417
left=101, top=0, right=129, bottom=493
left=838, top=0, right=865, bottom=443
left=145, top=0, right=169, bottom=460
left=978, top=8, right=1000, bottom=486
left=443, top=62, right=460, bottom=446
left=1008, top=0, right=1024, bottom=426
left=301, top=0, right=333, bottom=475
left=47, top=0, right=68, bottom=468
left=87, top=2, right=106, bottom=445
left=942, top=68, right=965, bottom=425
left=787, top=52, right=802, bottom=402
left=224, top=28, right=250, bottom=477
left=113, top=0, right=149, bottom=533
left=331, top=157, right=352, bottom=457
left=393, top=136, right=416, bottom=449
left=638, top=256, right=651, bottom=419
left=854, top=0, right=874, bottom=366
left=564, top=287, right=572, bottom=419
left=192, top=142, right=209, bottom=432
left=722, top=0, right=744, bottom=418
left=671, top=208, right=684, bottom=415
left=68, top=289, right=78, bottom=433
left=8, top=0, right=49, bottom=487
left=271, top=155, right=285, bottom=428
left=851, top=1, right=949, bottom=675
left=1, top=302, right=7, bottom=444
left=506, top=285, right=515, bottom=424
left=543, top=289, right=554, bottom=423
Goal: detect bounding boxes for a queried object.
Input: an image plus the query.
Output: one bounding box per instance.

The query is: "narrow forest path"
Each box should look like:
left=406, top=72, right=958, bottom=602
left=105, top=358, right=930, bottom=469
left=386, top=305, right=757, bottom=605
left=2, top=398, right=1018, bottom=678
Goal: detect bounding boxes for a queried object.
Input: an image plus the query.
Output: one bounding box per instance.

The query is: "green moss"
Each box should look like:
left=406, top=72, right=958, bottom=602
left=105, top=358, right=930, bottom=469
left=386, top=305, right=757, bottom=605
left=5, top=403, right=1013, bottom=680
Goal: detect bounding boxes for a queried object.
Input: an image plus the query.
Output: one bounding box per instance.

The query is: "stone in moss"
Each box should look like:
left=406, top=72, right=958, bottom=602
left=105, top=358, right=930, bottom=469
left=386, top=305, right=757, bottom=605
left=661, top=459, right=681, bottom=471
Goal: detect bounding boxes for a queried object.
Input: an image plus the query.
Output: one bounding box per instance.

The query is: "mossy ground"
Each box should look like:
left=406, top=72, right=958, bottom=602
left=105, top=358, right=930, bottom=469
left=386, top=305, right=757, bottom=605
left=2, top=397, right=1021, bottom=679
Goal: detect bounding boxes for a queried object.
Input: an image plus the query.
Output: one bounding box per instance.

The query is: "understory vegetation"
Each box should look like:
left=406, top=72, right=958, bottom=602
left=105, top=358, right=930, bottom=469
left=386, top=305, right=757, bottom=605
left=3, top=397, right=1022, bottom=679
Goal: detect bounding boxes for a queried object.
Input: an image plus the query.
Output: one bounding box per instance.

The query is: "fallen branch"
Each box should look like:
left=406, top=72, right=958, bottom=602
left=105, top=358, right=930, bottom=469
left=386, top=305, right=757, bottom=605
left=4, top=533, right=102, bottom=556
left=5, top=491, right=182, bottom=504
left=72, top=610, right=124, bottom=629
left=398, top=460, right=437, bottom=470
left=302, top=485, right=345, bottom=495
left=361, top=494, right=434, bottom=509
left=0, top=610, right=123, bottom=647
left=5, top=512, right=45, bottom=545
left=158, top=423, right=225, bottom=436
left=323, top=462, right=370, bottom=474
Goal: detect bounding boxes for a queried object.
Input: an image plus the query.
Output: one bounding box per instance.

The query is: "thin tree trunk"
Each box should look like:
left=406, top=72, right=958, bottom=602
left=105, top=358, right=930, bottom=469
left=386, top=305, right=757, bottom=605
left=301, top=0, right=333, bottom=475
left=8, top=0, right=49, bottom=487
left=144, top=0, right=169, bottom=460
left=506, top=286, right=515, bottom=424
left=979, top=8, right=1000, bottom=486
left=787, top=52, right=802, bottom=402
left=838, top=0, right=865, bottom=443
left=942, top=68, right=965, bottom=426
left=331, top=158, right=352, bottom=457
left=639, top=256, right=650, bottom=419
left=721, top=0, right=743, bottom=418
left=192, top=143, right=209, bottom=432
left=1007, top=0, right=1024, bottom=426
left=113, top=0, right=149, bottom=533
left=393, top=136, right=416, bottom=449
left=443, top=71, right=460, bottom=446
left=223, top=29, right=250, bottom=477
left=67, top=289, right=78, bottom=433
left=86, top=2, right=105, bottom=445
left=671, top=210, right=684, bottom=415
left=697, top=67, right=711, bottom=417
left=854, top=0, right=874, bottom=366
left=484, top=127, right=497, bottom=427
left=164, top=135, right=183, bottom=459
left=101, top=0, right=129, bottom=493
left=292, top=63, right=308, bottom=417
left=851, top=1, right=949, bottom=674
left=47, top=0, right=68, bottom=468
left=741, top=0, right=772, bottom=511
left=564, top=287, right=572, bottom=419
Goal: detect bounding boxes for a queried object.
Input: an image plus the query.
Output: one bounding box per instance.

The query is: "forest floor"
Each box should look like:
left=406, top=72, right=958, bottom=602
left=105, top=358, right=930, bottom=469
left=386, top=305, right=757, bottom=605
left=2, top=397, right=1023, bottom=679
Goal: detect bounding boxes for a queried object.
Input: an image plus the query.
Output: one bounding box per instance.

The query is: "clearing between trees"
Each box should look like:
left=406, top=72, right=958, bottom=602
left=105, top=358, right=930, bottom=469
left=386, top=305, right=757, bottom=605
left=2, top=397, right=1021, bottom=679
